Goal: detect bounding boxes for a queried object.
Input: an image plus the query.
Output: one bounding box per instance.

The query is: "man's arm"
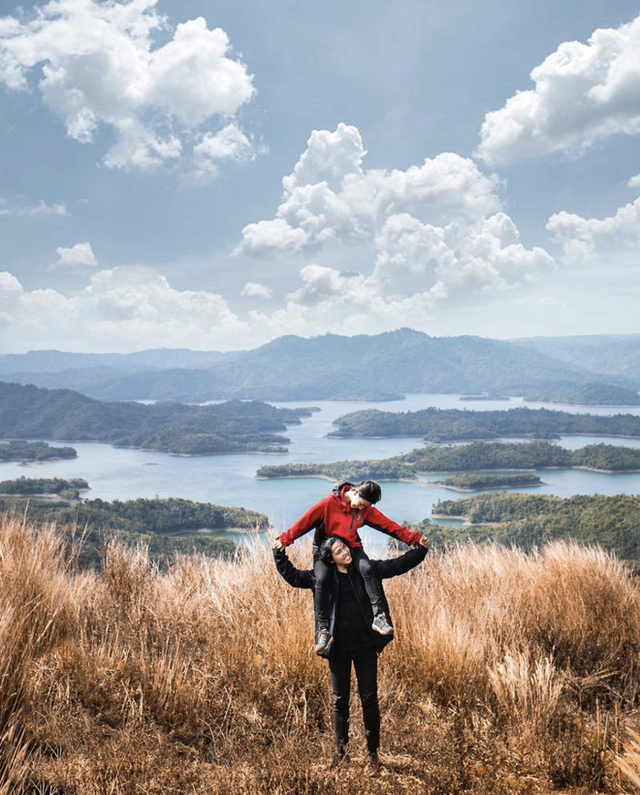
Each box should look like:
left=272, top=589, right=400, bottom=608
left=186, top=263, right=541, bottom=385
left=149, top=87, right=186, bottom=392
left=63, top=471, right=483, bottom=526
left=277, top=495, right=328, bottom=547
left=363, top=505, right=422, bottom=546
left=369, top=536, right=429, bottom=580
left=272, top=545, right=315, bottom=589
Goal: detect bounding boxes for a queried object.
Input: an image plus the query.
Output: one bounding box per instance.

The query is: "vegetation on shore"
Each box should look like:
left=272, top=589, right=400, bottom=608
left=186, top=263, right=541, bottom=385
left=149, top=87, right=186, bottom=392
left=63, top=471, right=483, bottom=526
left=0, top=476, right=89, bottom=500
left=0, top=382, right=313, bottom=455
left=329, top=405, right=640, bottom=441
left=2, top=514, right=640, bottom=793
left=524, top=382, right=640, bottom=406
left=431, top=473, right=542, bottom=491
left=0, top=494, right=267, bottom=567
left=0, top=440, right=77, bottom=462
left=256, top=441, right=640, bottom=482
left=432, top=493, right=640, bottom=562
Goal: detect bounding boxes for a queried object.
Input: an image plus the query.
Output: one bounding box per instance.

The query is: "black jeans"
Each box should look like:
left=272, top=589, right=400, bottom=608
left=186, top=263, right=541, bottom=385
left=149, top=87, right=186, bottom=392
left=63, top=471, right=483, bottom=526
left=314, top=546, right=384, bottom=625
left=329, top=646, right=380, bottom=754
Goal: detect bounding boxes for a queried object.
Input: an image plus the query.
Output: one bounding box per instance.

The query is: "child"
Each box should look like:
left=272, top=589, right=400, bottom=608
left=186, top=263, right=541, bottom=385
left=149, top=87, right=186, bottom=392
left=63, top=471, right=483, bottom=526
left=273, top=480, right=422, bottom=653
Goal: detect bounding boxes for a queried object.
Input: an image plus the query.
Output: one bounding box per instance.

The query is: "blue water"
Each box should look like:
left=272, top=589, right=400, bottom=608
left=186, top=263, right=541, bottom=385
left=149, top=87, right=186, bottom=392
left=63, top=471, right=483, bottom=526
left=2, top=394, right=639, bottom=550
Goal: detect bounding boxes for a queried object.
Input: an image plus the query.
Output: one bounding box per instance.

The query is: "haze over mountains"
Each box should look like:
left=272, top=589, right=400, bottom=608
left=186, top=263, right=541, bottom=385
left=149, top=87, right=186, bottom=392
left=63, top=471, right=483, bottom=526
left=0, top=330, right=638, bottom=402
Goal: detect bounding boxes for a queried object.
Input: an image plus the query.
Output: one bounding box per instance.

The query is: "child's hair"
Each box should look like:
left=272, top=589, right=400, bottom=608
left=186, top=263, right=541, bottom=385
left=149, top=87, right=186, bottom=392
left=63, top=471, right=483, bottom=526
left=318, top=535, right=341, bottom=564
left=355, top=480, right=382, bottom=504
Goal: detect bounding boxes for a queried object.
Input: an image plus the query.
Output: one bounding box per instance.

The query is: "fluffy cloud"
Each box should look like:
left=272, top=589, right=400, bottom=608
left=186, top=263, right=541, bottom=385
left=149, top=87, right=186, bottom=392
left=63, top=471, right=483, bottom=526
left=547, top=197, right=640, bottom=262
left=628, top=174, right=640, bottom=189
left=0, top=0, right=256, bottom=176
left=478, top=13, right=640, bottom=164
left=241, top=282, right=272, bottom=299
left=0, top=266, right=247, bottom=352
left=21, top=201, right=67, bottom=217
left=55, top=241, right=97, bottom=267
left=236, top=123, right=552, bottom=304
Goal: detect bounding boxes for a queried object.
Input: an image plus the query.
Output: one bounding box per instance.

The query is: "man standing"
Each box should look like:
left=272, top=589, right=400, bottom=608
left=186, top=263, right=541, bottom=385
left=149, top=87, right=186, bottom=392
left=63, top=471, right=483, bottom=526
left=273, top=532, right=429, bottom=773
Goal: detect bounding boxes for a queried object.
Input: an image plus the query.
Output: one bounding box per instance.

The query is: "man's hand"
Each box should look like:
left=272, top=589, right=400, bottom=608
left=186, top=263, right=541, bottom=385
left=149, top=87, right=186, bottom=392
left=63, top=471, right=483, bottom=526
left=418, top=535, right=430, bottom=549
left=272, top=537, right=285, bottom=551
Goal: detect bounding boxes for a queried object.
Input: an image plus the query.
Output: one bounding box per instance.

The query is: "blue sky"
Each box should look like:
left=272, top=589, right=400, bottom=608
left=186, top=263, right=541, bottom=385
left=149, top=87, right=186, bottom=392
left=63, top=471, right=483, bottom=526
left=1, top=0, right=639, bottom=352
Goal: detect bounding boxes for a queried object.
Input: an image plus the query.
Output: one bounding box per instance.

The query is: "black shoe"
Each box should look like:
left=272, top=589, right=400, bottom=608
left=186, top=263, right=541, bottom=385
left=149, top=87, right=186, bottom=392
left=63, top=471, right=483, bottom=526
left=315, top=627, right=334, bottom=654
left=371, top=612, right=393, bottom=636
left=367, top=752, right=380, bottom=775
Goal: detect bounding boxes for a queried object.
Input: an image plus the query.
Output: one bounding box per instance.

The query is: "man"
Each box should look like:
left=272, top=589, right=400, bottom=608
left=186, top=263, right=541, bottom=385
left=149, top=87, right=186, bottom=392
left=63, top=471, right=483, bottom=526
left=273, top=480, right=422, bottom=654
left=273, top=532, right=429, bottom=773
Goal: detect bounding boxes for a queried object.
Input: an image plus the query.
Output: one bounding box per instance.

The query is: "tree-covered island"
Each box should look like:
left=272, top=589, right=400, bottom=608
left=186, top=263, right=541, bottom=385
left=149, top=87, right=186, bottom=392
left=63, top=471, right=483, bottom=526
left=256, top=441, right=640, bottom=482
left=429, top=493, right=640, bottom=562
left=430, top=473, right=543, bottom=491
left=523, top=383, right=640, bottom=406
left=0, top=382, right=313, bottom=455
left=328, top=406, right=640, bottom=442
left=0, top=440, right=78, bottom=462
left=1, top=489, right=269, bottom=568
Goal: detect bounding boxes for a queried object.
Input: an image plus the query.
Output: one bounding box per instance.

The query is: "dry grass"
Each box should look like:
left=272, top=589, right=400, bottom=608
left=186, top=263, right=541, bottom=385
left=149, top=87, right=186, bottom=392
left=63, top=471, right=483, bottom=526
left=2, top=513, right=640, bottom=793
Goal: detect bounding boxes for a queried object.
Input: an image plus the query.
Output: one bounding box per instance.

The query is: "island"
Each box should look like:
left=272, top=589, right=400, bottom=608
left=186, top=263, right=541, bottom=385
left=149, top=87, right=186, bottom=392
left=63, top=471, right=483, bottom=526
left=429, top=492, right=640, bottom=562
left=523, top=383, right=640, bottom=406
left=0, top=476, right=89, bottom=500
left=459, top=394, right=511, bottom=401
left=328, top=406, right=640, bottom=442
left=256, top=441, right=640, bottom=482
left=1, top=489, right=269, bottom=568
left=0, top=382, right=314, bottom=456
left=430, top=473, right=543, bottom=491
left=0, top=440, right=78, bottom=462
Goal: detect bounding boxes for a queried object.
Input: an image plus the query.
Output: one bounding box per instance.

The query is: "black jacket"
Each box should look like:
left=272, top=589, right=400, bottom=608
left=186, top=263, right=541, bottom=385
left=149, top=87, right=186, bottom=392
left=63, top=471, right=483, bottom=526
left=273, top=544, right=428, bottom=659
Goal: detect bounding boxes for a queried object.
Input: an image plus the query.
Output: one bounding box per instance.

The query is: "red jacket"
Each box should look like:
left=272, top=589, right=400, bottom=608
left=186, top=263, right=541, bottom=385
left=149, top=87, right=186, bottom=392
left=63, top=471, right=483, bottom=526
left=278, top=482, right=421, bottom=549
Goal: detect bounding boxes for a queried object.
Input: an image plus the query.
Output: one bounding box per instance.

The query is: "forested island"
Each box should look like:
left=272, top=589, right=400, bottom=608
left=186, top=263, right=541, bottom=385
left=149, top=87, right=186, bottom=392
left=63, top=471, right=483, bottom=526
left=0, top=440, right=78, bottom=462
left=0, top=382, right=312, bottom=455
left=329, top=405, right=640, bottom=441
left=431, top=473, right=543, bottom=491
left=429, top=493, right=640, bottom=562
left=459, top=394, right=510, bottom=401
left=1, top=491, right=268, bottom=567
left=256, top=441, right=640, bottom=482
left=0, top=476, right=89, bottom=500
left=524, top=383, right=640, bottom=406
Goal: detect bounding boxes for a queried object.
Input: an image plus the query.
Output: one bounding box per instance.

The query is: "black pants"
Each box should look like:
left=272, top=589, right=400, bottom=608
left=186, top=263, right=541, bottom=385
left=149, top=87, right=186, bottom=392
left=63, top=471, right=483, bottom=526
left=329, top=646, right=380, bottom=754
left=314, top=546, right=384, bottom=625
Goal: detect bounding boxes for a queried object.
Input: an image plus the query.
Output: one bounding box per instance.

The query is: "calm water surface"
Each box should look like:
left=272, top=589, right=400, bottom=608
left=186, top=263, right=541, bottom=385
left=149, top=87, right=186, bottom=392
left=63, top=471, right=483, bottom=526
left=2, top=394, right=639, bottom=549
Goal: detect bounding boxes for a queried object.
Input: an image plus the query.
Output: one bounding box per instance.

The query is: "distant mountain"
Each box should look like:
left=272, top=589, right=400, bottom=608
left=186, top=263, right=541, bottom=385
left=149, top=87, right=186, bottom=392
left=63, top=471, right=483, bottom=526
left=512, top=334, right=640, bottom=385
left=0, top=348, right=236, bottom=374
left=0, top=330, right=632, bottom=401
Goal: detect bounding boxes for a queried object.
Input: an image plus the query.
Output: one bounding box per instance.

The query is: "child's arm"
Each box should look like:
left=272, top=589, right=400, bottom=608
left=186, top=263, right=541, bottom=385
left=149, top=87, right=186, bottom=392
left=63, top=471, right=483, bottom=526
left=276, top=496, right=328, bottom=548
left=363, top=505, right=422, bottom=546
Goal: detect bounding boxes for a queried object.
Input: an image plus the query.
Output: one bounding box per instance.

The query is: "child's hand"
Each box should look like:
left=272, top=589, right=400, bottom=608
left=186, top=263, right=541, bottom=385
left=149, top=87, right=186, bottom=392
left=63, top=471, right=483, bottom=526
left=272, top=537, right=285, bottom=551
left=418, top=535, right=430, bottom=549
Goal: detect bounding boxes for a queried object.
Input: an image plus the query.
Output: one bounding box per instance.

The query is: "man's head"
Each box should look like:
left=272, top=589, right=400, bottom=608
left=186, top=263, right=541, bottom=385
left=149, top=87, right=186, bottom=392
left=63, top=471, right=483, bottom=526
left=319, top=536, right=353, bottom=567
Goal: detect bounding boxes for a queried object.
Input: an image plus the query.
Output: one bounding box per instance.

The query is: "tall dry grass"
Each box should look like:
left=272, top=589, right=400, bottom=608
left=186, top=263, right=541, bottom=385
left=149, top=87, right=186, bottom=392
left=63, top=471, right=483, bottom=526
left=2, top=513, right=640, bottom=793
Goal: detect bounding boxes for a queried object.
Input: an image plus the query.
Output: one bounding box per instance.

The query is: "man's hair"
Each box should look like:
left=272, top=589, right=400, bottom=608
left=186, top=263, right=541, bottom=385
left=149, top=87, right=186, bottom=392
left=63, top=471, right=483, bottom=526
left=318, top=535, right=342, bottom=565
left=355, top=480, right=382, bottom=504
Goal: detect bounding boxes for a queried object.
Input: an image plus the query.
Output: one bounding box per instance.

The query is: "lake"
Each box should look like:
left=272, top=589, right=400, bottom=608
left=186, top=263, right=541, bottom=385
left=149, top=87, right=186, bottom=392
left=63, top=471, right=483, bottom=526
left=2, top=393, right=639, bottom=550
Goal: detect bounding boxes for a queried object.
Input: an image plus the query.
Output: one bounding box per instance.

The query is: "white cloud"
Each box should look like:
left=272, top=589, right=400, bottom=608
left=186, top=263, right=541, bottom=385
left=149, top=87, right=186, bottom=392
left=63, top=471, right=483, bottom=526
left=0, top=0, right=256, bottom=175
left=236, top=123, right=552, bottom=306
left=55, top=241, right=97, bottom=267
left=21, top=201, right=67, bottom=217
left=628, top=174, right=640, bottom=189
left=241, top=282, right=272, bottom=299
left=187, top=124, right=256, bottom=185
left=477, top=13, right=640, bottom=164
left=547, top=197, right=640, bottom=262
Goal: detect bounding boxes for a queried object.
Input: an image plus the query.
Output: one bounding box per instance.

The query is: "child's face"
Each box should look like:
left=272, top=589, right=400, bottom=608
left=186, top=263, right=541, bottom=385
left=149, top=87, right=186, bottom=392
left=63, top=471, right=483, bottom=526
left=347, top=490, right=372, bottom=510
left=331, top=540, right=353, bottom=566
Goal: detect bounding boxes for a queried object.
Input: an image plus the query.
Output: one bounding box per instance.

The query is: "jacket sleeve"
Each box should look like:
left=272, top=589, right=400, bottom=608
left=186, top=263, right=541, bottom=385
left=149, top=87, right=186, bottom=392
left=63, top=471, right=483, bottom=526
left=277, top=495, right=328, bottom=547
left=370, top=545, right=428, bottom=580
left=363, top=505, right=422, bottom=546
left=273, top=548, right=314, bottom=589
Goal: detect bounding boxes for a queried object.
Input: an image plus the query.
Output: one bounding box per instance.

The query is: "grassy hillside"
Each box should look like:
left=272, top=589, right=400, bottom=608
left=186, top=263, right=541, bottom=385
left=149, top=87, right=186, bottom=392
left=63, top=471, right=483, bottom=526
left=2, top=515, right=640, bottom=793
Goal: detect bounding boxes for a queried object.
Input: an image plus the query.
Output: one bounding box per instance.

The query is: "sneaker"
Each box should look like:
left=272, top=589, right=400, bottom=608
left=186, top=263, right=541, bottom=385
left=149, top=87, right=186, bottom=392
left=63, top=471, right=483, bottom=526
left=330, top=749, right=349, bottom=769
left=371, top=612, right=393, bottom=636
left=315, top=627, right=334, bottom=654
left=367, top=752, right=380, bottom=775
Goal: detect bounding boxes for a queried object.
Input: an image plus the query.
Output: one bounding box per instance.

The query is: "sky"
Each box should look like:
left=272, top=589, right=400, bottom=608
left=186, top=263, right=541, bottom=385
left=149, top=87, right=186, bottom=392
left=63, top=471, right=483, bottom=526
left=1, top=0, right=640, bottom=353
